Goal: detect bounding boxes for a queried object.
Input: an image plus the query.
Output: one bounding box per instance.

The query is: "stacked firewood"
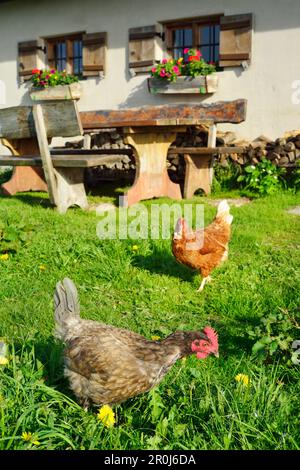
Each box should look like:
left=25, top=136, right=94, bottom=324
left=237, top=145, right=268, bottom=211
left=215, top=130, right=300, bottom=167
left=64, top=128, right=300, bottom=185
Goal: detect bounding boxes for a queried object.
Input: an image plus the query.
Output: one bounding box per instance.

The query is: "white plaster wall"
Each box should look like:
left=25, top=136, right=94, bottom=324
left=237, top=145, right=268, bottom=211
left=0, top=0, right=300, bottom=139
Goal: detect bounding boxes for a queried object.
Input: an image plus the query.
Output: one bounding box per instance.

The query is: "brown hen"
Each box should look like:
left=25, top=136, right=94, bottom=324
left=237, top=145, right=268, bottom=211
left=172, top=200, right=233, bottom=291
left=54, top=278, right=218, bottom=407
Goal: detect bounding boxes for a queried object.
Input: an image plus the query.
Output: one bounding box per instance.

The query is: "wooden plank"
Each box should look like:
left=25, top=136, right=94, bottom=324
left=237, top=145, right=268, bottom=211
left=220, top=14, right=252, bottom=67
left=51, top=148, right=133, bottom=155
left=82, top=32, right=107, bottom=77
left=168, top=146, right=246, bottom=154
left=0, top=101, right=82, bottom=140
left=51, top=155, right=126, bottom=167
left=0, top=154, right=127, bottom=168
left=18, top=40, right=38, bottom=81
left=148, top=75, right=218, bottom=94
left=0, top=156, right=42, bottom=166
left=129, top=25, right=158, bottom=73
left=33, top=104, right=58, bottom=205
left=80, top=100, right=247, bottom=129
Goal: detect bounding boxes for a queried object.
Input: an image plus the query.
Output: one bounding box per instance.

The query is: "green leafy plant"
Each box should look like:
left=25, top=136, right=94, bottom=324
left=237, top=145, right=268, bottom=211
left=0, top=219, right=36, bottom=253
left=212, top=160, right=242, bottom=192
left=288, top=159, right=300, bottom=191
left=31, top=68, right=79, bottom=89
left=150, top=48, right=216, bottom=82
left=237, top=159, right=286, bottom=196
left=246, top=309, right=300, bottom=363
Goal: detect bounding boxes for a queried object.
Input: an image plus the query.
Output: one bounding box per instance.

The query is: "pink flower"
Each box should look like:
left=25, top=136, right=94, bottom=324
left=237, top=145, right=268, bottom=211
left=50, top=69, right=56, bottom=74
left=159, top=69, right=166, bottom=77
left=162, top=59, right=168, bottom=64
left=196, top=50, right=202, bottom=57
left=45, top=74, right=50, bottom=79
left=173, top=65, right=179, bottom=74
left=151, top=67, right=157, bottom=73
left=183, top=48, right=190, bottom=54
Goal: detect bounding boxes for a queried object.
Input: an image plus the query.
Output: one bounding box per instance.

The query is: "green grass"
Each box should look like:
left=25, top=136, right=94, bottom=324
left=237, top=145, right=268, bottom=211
left=0, top=189, right=300, bottom=450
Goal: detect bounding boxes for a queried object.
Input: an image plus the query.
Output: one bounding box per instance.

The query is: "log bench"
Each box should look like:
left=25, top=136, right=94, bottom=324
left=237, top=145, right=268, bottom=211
left=0, top=101, right=124, bottom=213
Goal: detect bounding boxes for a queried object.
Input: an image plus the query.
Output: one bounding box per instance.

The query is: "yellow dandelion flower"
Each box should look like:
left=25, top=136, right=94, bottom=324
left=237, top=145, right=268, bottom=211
left=97, top=405, right=115, bottom=428
left=39, top=265, right=46, bottom=271
left=132, top=245, right=138, bottom=251
left=22, top=432, right=33, bottom=442
left=0, top=357, right=9, bottom=366
left=32, top=439, right=40, bottom=446
left=235, top=373, right=250, bottom=387
left=151, top=335, right=161, bottom=341
left=181, top=357, right=187, bottom=363
left=0, top=253, right=9, bottom=261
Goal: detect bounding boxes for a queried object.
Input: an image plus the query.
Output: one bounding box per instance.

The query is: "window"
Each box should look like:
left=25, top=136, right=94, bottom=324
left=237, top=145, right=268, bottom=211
left=163, top=15, right=221, bottom=64
left=46, top=34, right=83, bottom=75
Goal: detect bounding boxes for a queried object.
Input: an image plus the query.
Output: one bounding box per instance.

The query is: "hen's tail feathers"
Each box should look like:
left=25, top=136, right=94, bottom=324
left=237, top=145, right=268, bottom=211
left=54, top=278, right=80, bottom=341
left=216, top=200, right=233, bottom=225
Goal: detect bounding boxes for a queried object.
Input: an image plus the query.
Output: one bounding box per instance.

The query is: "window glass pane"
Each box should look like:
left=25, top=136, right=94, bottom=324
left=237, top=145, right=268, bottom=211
left=200, top=45, right=210, bottom=62
left=200, top=26, right=210, bottom=45
left=73, top=40, right=83, bottom=75
left=214, top=24, right=220, bottom=43
left=55, top=41, right=66, bottom=71
left=213, top=47, right=219, bottom=63
left=173, top=29, right=183, bottom=47
left=184, top=28, right=192, bottom=47
left=172, top=28, right=192, bottom=49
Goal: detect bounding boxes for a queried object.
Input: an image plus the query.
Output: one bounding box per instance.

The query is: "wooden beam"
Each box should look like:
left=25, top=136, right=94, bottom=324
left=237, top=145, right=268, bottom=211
left=80, top=100, right=247, bottom=129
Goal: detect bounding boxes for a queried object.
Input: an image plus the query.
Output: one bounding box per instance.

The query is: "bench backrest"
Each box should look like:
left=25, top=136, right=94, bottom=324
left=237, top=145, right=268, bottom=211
left=0, top=101, right=83, bottom=140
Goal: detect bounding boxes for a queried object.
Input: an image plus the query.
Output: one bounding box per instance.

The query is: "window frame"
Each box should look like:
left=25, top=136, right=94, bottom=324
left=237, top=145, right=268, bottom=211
left=161, top=14, right=223, bottom=65
left=45, top=32, right=84, bottom=76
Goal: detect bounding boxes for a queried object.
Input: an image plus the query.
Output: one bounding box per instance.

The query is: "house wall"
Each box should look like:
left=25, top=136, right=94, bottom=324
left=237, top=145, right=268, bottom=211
left=0, top=0, right=299, bottom=139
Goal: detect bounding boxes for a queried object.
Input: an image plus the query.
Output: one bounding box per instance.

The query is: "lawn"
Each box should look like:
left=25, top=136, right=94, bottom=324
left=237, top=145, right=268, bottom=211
left=0, top=189, right=299, bottom=450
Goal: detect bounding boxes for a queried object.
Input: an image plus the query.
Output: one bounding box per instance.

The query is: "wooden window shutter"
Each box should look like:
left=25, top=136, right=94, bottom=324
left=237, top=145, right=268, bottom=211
left=219, top=13, right=253, bottom=67
left=18, top=40, right=39, bottom=81
left=82, top=32, right=107, bottom=77
left=129, top=25, right=160, bottom=75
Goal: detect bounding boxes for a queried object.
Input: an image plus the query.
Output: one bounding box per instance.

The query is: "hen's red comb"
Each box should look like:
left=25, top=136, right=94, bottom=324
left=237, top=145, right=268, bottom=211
left=203, top=327, right=218, bottom=348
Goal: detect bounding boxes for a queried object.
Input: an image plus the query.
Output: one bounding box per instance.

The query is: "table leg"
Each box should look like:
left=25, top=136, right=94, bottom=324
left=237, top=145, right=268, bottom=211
left=1, top=138, right=47, bottom=195
left=183, top=154, right=212, bottom=197
left=54, top=167, right=89, bottom=214
left=122, top=132, right=182, bottom=207
left=183, top=124, right=216, bottom=198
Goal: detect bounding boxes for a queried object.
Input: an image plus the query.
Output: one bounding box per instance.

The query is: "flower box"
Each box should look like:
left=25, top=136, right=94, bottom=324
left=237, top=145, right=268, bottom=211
left=148, top=74, right=218, bottom=95
left=30, top=82, right=81, bottom=101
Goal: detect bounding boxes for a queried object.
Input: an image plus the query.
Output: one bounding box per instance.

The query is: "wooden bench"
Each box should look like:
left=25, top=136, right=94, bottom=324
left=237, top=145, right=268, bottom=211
left=0, top=101, right=119, bottom=213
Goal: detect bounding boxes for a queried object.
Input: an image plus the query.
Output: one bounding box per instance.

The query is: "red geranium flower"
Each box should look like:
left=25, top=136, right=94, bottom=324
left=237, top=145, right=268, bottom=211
left=31, top=68, right=40, bottom=75
left=188, top=55, right=200, bottom=62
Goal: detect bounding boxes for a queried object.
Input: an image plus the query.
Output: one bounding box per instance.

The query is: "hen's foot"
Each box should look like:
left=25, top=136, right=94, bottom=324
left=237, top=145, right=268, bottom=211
left=197, top=276, right=213, bottom=292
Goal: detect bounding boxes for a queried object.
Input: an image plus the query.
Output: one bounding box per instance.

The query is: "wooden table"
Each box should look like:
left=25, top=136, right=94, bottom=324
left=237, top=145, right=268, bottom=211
left=80, top=100, right=247, bottom=207
left=82, top=119, right=214, bottom=207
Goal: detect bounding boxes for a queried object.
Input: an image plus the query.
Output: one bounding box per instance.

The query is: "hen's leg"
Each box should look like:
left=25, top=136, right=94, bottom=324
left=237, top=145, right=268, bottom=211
left=197, top=275, right=212, bottom=292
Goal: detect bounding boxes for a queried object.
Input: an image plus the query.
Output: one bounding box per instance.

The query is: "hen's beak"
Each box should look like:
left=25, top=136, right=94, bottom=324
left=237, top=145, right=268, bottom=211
left=214, top=351, right=219, bottom=358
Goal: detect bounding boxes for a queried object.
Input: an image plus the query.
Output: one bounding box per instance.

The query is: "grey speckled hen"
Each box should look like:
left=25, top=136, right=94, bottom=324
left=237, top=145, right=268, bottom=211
left=54, top=278, right=219, bottom=408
